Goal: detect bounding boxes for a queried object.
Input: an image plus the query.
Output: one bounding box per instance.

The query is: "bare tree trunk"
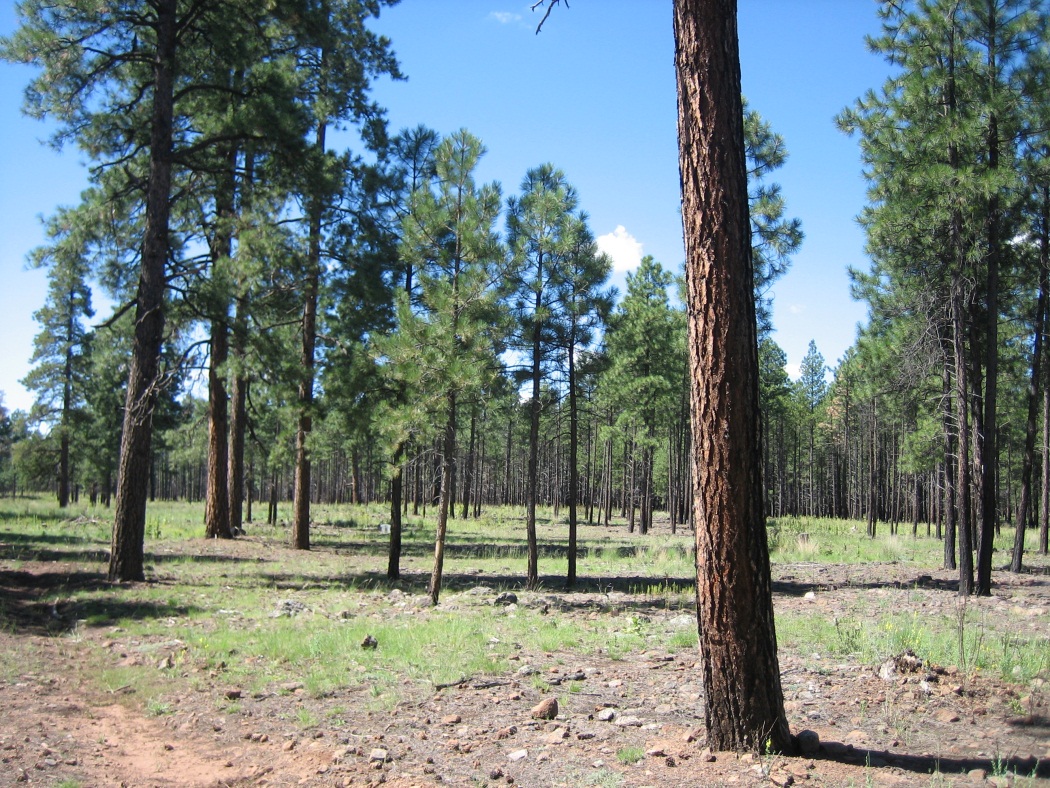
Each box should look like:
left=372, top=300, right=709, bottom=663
left=675, top=0, right=791, bottom=753
left=429, top=392, right=456, bottom=605
left=1012, top=187, right=1048, bottom=572
left=204, top=315, right=232, bottom=538
left=292, top=120, right=327, bottom=551
left=388, top=442, right=404, bottom=579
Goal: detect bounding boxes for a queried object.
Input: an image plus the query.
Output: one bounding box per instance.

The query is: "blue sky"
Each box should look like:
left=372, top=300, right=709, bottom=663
left=0, top=1, right=889, bottom=413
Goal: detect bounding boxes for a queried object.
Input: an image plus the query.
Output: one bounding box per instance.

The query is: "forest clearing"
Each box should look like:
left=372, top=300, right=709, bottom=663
left=5, top=0, right=1050, bottom=783
left=0, top=498, right=1048, bottom=788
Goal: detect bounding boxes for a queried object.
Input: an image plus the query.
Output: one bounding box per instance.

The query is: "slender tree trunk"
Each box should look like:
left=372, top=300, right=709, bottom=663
left=204, top=315, right=232, bottom=539
left=429, top=392, right=456, bottom=605
left=388, top=442, right=404, bottom=579
left=462, top=406, right=476, bottom=519
left=1012, top=188, right=1048, bottom=572
left=109, top=0, right=177, bottom=582
left=675, top=0, right=791, bottom=753
left=1042, top=355, right=1050, bottom=555
left=942, top=355, right=958, bottom=570
left=567, top=344, right=579, bottom=587
left=953, top=275, right=975, bottom=595
left=292, top=121, right=327, bottom=551
left=525, top=293, right=543, bottom=589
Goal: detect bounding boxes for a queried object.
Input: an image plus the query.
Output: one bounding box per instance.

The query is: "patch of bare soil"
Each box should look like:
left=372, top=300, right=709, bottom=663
left=1, top=543, right=1049, bottom=788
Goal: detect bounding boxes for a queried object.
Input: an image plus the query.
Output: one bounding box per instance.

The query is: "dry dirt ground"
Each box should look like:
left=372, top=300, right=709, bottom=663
left=1, top=539, right=1049, bottom=788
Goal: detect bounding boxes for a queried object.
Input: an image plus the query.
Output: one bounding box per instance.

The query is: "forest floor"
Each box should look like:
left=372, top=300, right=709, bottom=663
left=0, top=505, right=1049, bottom=788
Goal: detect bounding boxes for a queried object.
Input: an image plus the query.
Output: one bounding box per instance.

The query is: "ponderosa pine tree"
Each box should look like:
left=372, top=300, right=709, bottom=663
left=674, top=0, right=793, bottom=753
left=285, top=0, right=402, bottom=551
left=601, top=256, right=680, bottom=536
left=1, top=0, right=189, bottom=580
left=554, top=215, right=614, bottom=586
left=507, top=164, right=580, bottom=588
left=22, top=207, right=96, bottom=507
left=379, top=124, right=440, bottom=579
left=381, top=129, right=507, bottom=605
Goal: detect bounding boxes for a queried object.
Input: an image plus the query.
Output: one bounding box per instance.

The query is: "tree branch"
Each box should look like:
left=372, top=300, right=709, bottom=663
left=531, top=0, right=567, bottom=34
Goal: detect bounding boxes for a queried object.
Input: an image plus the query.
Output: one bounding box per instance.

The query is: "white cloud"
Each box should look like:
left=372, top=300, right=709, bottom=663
left=489, top=11, right=522, bottom=24
left=788, top=303, right=806, bottom=315
left=785, top=362, right=801, bottom=380
left=596, top=225, right=643, bottom=272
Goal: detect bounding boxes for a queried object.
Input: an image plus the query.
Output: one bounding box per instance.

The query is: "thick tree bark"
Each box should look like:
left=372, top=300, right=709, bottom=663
left=674, top=0, right=792, bottom=753
left=109, top=0, right=177, bottom=582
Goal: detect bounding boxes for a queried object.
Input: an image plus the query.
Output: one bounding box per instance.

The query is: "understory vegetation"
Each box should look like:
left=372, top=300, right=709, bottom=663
left=3, top=497, right=1047, bottom=701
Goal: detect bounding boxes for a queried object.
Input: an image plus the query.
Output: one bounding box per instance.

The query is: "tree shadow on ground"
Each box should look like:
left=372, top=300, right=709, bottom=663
left=0, top=568, right=201, bottom=636
left=817, top=741, right=1049, bottom=780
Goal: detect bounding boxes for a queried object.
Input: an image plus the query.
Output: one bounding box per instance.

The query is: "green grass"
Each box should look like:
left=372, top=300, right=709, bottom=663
left=616, top=745, right=645, bottom=765
left=1, top=494, right=1048, bottom=699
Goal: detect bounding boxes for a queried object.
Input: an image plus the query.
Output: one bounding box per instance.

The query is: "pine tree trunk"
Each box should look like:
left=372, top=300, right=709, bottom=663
left=567, top=344, right=579, bottom=587
left=292, top=121, right=327, bottom=551
left=952, top=275, right=976, bottom=595
left=108, top=0, right=177, bottom=582
left=388, top=442, right=404, bottom=579
left=525, top=303, right=542, bottom=589
left=204, top=316, right=232, bottom=538
left=429, top=392, right=456, bottom=605
left=1011, top=188, right=1048, bottom=572
left=674, top=0, right=792, bottom=753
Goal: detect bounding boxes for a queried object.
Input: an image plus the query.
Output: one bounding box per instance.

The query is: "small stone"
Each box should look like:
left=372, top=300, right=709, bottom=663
left=489, top=767, right=504, bottom=780
left=804, top=591, right=816, bottom=600
left=968, top=768, right=988, bottom=782
left=699, top=747, right=716, bottom=762
left=495, top=592, right=518, bottom=606
left=283, top=740, right=297, bottom=752
left=531, top=697, right=558, bottom=720
left=935, top=710, right=961, bottom=723
left=224, top=688, right=242, bottom=700
left=614, top=715, right=643, bottom=727
left=369, top=748, right=389, bottom=763
left=495, top=725, right=517, bottom=740
left=645, top=746, right=666, bottom=757
left=770, top=772, right=795, bottom=787
left=684, top=727, right=704, bottom=743
left=441, top=714, right=462, bottom=725
left=543, top=730, right=568, bottom=744
left=654, top=704, right=673, bottom=715
left=507, top=749, right=528, bottom=762
left=597, top=708, right=617, bottom=722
